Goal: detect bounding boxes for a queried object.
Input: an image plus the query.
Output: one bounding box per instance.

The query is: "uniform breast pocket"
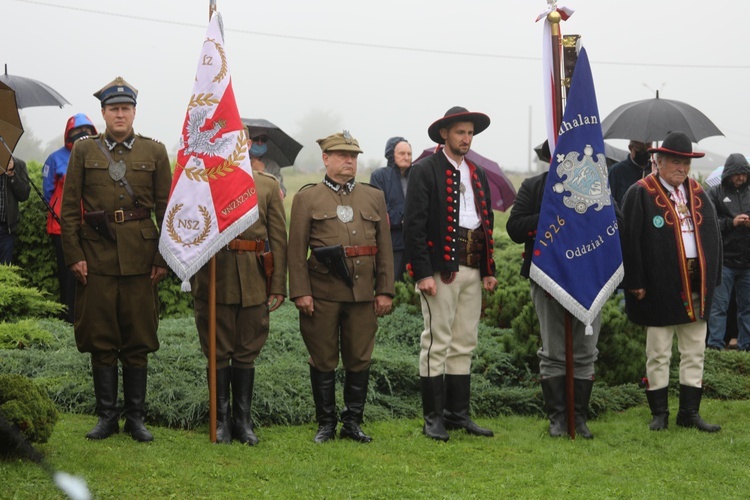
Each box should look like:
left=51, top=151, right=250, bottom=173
left=128, top=162, right=156, bottom=186
left=360, top=210, right=381, bottom=240
left=310, top=211, right=340, bottom=240
left=83, top=160, right=110, bottom=186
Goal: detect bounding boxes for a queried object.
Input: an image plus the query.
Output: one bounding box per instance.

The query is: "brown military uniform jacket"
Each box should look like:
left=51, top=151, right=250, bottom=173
left=288, top=179, right=395, bottom=302
left=60, top=131, right=171, bottom=274
left=191, top=171, right=288, bottom=307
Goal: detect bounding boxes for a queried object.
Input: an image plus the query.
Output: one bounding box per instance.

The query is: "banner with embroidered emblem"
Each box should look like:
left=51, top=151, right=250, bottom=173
left=529, top=48, right=623, bottom=334
left=158, top=11, right=259, bottom=291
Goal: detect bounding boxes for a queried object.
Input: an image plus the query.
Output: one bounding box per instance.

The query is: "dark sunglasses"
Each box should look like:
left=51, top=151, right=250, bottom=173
left=252, top=135, right=269, bottom=144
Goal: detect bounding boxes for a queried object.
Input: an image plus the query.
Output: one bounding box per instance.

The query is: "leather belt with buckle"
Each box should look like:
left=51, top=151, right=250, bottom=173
left=107, top=207, right=151, bottom=224
left=227, top=238, right=265, bottom=254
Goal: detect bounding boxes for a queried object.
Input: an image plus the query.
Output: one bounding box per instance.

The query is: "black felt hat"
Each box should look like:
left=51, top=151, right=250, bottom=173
left=648, top=131, right=705, bottom=158
left=427, top=106, right=490, bottom=144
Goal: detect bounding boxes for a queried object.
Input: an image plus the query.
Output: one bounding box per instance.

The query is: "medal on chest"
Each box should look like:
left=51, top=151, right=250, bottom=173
left=337, top=205, right=354, bottom=223
left=108, top=160, right=127, bottom=182
left=675, top=201, right=689, bottom=216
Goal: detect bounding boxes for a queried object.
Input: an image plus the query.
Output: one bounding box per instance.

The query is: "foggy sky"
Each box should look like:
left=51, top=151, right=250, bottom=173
left=5, top=0, right=748, bottom=173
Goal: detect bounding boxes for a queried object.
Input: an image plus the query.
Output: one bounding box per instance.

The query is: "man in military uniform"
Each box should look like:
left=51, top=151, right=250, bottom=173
left=288, top=131, right=394, bottom=443
left=404, top=106, right=498, bottom=442
left=60, top=77, right=172, bottom=442
left=191, top=170, right=287, bottom=445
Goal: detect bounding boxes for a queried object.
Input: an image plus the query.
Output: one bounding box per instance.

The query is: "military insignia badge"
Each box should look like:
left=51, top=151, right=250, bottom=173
left=337, top=205, right=354, bottom=223
left=552, top=144, right=611, bottom=214
left=342, top=130, right=353, bottom=144
left=108, top=160, right=127, bottom=182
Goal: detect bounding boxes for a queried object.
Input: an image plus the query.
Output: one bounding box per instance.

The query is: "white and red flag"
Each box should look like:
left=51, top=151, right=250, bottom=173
left=159, top=12, right=258, bottom=290
left=536, top=2, right=574, bottom=150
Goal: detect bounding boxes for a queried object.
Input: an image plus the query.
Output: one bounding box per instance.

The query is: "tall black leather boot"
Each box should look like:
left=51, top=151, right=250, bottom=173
left=444, top=374, right=494, bottom=437
left=339, top=369, right=372, bottom=443
left=211, top=366, right=232, bottom=444
left=420, top=376, right=449, bottom=441
left=85, top=366, right=120, bottom=440
left=122, top=366, right=154, bottom=442
left=676, top=385, right=721, bottom=433
left=540, top=376, right=567, bottom=437
left=646, top=387, right=669, bottom=431
left=232, top=367, right=258, bottom=445
left=310, top=366, right=337, bottom=443
left=573, top=378, right=594, bottom=439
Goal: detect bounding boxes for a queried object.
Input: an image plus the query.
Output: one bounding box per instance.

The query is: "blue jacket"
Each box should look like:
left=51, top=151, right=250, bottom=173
left=370, top=164, right=409, bottom=251
left=42, top=113, right=96, bottom=235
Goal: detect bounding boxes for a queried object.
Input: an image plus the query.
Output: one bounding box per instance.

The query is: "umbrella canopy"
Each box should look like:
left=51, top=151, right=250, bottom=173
left=416, top=147, right=517, bottom=211
left=0, top=81, right=24, bottom=170
left=601, top=91, right=723, bottom=144
left=241, top=118, right=303, bottom=168
left=0, top=64, right=71, bottom=109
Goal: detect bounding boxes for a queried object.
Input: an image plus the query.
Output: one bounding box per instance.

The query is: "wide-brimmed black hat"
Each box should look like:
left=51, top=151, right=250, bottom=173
left=648, top=131, right=705, bottom=158
left=428, top=106, right=490, bottom=144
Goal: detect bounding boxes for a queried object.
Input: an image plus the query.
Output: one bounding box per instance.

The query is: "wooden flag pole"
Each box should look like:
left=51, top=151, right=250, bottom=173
left=207, top=0, right=218, bottom=444
left=547, top=8, right=576, bottom=440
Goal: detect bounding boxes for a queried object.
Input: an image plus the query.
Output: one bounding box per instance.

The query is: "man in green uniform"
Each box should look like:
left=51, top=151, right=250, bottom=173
left=61, top=77, right=172, bottom=442
left=288, top=131, right=395, bottom=443
left=191, top=170, right=287, bottom=445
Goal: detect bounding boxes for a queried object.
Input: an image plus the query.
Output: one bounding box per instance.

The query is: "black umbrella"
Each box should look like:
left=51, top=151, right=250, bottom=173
left=0, top=64, right=71, bottom=109
left=241, top=118, right=303, bottom=168
left=0, top=81, right=23, bottom=170
left=601, top=91, right=723, bottom=143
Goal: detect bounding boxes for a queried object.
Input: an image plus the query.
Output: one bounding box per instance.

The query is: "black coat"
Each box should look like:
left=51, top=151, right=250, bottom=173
left=506, top=171, right=547, bottom=279
left=708, top=159, right=750, bottom=269
left=404, top=151, right=495, bottom=280
left=1, top=157, right=30, bottom=232
left=608, top=156, right=651, bottom=208
left=621, top=174, right=721, bottom=326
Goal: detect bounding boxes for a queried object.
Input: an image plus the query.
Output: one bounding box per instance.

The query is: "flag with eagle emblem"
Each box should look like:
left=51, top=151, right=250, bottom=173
left=159, top=11, right=259, bottom=291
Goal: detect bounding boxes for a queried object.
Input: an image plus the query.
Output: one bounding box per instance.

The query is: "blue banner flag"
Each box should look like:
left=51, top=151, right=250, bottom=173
left=529, top=48, right=623, bottom=333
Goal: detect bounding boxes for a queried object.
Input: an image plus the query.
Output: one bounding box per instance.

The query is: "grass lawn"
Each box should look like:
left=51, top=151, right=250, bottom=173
left=4, top=398, right=750, bottom=499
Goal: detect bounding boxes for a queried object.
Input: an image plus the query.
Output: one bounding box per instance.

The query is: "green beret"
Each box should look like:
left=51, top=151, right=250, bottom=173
left=317, top=130, right=363, bottom=154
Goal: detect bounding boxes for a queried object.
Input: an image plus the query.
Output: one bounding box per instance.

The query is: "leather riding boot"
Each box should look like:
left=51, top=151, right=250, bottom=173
left=676, top=385, right=721, bottom=433
left=310, top=366, right=337, bottom=443
left=232, top=367, right=258, bottom=445
left=122, top=366, right=154, bottom=442
left=573, top=378, right=594, bottom=439
left=540, top=376, right=567, bottom=437
left=421, top=375, right=449, bottom=441
left=339, top=369, right=372, bottom=443
left=212, top=366, right=232, bottom=444
left=444, top=374, right=494, bottom=437
left=85, top=366, right=120, bottom=440
left=646, top=387, right=669, bottom=431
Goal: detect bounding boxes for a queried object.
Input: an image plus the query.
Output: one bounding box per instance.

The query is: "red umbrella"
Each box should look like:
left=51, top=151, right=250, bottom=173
left=416, top=146, right=516, bottom=211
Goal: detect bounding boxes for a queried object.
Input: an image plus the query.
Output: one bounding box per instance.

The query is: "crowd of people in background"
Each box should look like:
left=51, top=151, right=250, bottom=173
left=5, top=74, right=749, bottom=445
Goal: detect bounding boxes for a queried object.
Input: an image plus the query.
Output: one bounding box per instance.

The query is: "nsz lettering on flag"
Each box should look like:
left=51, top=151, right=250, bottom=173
left=529, top=48, right=623, bottom=334
left=159, top=12, right=259, bottom=291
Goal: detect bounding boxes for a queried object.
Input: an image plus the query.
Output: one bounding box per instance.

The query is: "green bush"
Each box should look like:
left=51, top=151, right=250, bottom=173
left=0, top=319, right=54, bottom=350
left=158, top=274, right=195, bottom=319
left=0, top=265, right=63, bottom=323
left=0, top=373, right=59, bottom=453
left=13, top=161, right=58, bottom=297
